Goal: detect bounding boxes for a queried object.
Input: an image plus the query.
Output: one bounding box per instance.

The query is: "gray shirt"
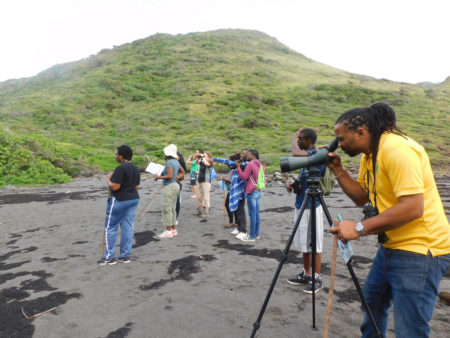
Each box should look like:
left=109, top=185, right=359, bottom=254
left=162, top=159, right=181, bottom=186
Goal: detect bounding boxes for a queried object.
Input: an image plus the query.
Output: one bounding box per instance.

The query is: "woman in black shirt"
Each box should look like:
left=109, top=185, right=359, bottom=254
left=99, top=145, right=140, bottom=265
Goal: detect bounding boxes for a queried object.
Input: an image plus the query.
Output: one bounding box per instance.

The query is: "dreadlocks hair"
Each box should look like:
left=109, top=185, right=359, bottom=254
left=335, top=102, right=405, bottom=178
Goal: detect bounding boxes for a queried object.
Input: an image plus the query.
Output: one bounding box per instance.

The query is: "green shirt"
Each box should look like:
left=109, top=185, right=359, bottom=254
left=190, top=162, right=199, bottom=174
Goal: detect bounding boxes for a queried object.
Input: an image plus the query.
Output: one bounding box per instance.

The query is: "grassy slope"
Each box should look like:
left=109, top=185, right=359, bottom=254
left=0, top=29, right=449, bottom=177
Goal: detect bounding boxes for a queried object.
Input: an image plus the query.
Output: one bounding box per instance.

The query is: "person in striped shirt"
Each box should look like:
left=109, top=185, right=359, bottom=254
left=213, top=148, right=249, bottom=239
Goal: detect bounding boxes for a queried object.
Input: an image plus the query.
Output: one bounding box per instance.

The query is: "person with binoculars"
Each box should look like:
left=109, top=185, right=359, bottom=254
left=213, top=149, right=249, bottom=239
left=187, top=154, right=200, bottom=198
left=195, top=149, right=214, bottom=220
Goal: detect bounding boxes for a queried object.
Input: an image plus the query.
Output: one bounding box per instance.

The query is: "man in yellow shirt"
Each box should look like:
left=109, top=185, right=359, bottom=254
left=329, top=103, right=450, bottom=337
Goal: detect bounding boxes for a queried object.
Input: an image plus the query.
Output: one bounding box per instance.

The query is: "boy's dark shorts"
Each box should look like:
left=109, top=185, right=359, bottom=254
left=190, top=172, right=197, bottom=186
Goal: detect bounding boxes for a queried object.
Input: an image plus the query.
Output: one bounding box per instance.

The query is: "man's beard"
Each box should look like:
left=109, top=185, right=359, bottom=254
left=342, top=147, right=360, bottom=157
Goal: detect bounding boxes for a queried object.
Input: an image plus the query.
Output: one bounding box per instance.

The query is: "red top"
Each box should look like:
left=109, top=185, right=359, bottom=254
left=237, top=159, right=262, bottom=195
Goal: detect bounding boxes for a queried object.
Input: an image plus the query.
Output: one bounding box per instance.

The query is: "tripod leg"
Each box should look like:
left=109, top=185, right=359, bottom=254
left=317, top=193, right=382, bottom=336
left=250, top=194, right=311, bottom=338
left=346, top=260, right=382, bottom=337
left=317, top=193, right=334, bottom=226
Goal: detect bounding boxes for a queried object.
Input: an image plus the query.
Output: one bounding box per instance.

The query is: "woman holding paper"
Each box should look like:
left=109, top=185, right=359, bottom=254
left=155, top=144, right=185, bottom=239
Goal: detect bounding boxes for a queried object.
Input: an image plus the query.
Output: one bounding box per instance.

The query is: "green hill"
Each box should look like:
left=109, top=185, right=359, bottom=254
left=0, top=29, right=449, bottom=185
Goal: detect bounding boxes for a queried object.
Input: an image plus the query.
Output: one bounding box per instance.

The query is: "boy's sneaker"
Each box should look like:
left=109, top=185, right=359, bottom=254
left=303, top=275, right=323, bottom=294
left=236, top=232, right=247, bottom=239
left=158, top=230, right=173, bottom=238
left=172, top=229, right=178, bottom=236
left=98, top=258, right=117, bottom=266
left=240, top=234, right=256, bottom=243
left=256, top=235, right=261, bottom=240
left=231, top=229, right=239, bottom=235
left=118, top=257, right=131, bottom=264
left=287, top=270, right=311, bottom=285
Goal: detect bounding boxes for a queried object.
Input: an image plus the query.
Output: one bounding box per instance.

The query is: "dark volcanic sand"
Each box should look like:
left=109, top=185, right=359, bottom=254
left=1, top=174, right=449, bottom=337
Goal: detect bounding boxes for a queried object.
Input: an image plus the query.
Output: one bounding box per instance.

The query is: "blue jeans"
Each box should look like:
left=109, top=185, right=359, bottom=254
left=361, top=246, right=450, bottom=338
left=246, top=190, right=261, bottom=238
left=104, top=197, right=139, bottom=260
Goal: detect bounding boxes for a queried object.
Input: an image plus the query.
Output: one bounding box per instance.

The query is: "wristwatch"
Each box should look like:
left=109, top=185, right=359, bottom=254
left=356, top=222, right=365, bottom=236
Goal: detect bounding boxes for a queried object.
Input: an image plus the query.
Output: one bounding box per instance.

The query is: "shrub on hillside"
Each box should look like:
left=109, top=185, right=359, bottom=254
left=0, top=127, right=71, bottom=186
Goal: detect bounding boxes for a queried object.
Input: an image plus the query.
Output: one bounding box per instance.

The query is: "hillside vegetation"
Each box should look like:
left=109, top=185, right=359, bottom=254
left=0, top=29, right=449, bottom=186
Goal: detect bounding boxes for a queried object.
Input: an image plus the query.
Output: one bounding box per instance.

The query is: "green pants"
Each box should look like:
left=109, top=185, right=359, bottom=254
left=162, top=182, right=180, bottom=227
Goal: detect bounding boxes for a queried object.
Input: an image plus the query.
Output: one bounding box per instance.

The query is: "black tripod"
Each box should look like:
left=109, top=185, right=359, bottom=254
left=251, top=170, right=381, bottom=337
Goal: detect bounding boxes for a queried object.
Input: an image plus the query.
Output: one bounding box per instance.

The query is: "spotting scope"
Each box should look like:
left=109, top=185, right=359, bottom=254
left=280, top=138, right=339, bottom=172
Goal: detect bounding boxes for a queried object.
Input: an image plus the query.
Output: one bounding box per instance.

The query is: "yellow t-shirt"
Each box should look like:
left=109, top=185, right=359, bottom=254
left=357, top=132, right=450, bottom=256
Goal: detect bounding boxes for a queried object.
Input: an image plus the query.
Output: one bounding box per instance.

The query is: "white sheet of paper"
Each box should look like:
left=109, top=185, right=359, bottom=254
left=145, top=162, right=165, bottom=176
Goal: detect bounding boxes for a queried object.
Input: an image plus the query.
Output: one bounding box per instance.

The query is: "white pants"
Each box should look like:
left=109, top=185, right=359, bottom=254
left=293, top=205, right=324, bottom=253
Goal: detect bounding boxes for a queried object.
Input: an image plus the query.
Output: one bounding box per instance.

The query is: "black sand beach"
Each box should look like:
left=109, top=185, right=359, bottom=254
left=1, top=174, right=449, bottom=337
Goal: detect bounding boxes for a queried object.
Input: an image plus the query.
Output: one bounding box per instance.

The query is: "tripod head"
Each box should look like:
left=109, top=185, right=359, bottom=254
left=302, top=167, right=321, bottom=189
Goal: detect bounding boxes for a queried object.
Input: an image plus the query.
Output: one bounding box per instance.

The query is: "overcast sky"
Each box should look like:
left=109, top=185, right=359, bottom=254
left=0, top=0, right=449, bottom=84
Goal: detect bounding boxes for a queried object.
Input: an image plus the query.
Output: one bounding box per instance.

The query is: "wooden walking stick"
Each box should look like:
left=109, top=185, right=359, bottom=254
left=22, top=306, right=57, bottom=320
left=135, top=185, right=163, bottom=225
left=324, top=233, right=338, bottom=338
left=101, top=228, right=106, bottom=259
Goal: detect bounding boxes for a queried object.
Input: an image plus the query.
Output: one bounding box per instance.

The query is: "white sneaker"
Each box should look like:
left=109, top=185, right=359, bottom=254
left=172, top=229, right=178, bottom=236
left=231, top=229, right=239, bottom=235
left=175, top=220, right=179, bottom=226
left=236, top=232, right=247, bottom=239
left=158, top=230, right=173, bottom=239
left=240, top=234, right=256, bottom=242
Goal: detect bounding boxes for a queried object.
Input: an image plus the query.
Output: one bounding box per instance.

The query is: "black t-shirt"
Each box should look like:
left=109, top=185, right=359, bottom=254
left=198, top=160, right=211, bottom=183
left=110, top=162, right=140, bottom=201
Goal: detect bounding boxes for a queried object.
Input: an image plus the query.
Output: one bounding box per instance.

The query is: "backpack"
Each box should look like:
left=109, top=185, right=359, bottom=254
left=319, top=167, right=335, bottom=196
left=210, top=167, right=218, bottom=180
left=256, top=165, right=265, bottom=190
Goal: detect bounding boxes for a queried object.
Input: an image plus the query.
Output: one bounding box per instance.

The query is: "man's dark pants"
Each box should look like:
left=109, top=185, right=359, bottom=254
left=235, top=199, right=246, bottom=233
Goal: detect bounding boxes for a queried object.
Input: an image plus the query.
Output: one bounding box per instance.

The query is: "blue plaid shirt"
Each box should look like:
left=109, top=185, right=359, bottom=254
left=213, top=158, right=248, bottom=212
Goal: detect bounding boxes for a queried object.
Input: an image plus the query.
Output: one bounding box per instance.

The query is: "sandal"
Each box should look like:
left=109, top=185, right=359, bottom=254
left=225, top=223, right=234, bottom=228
